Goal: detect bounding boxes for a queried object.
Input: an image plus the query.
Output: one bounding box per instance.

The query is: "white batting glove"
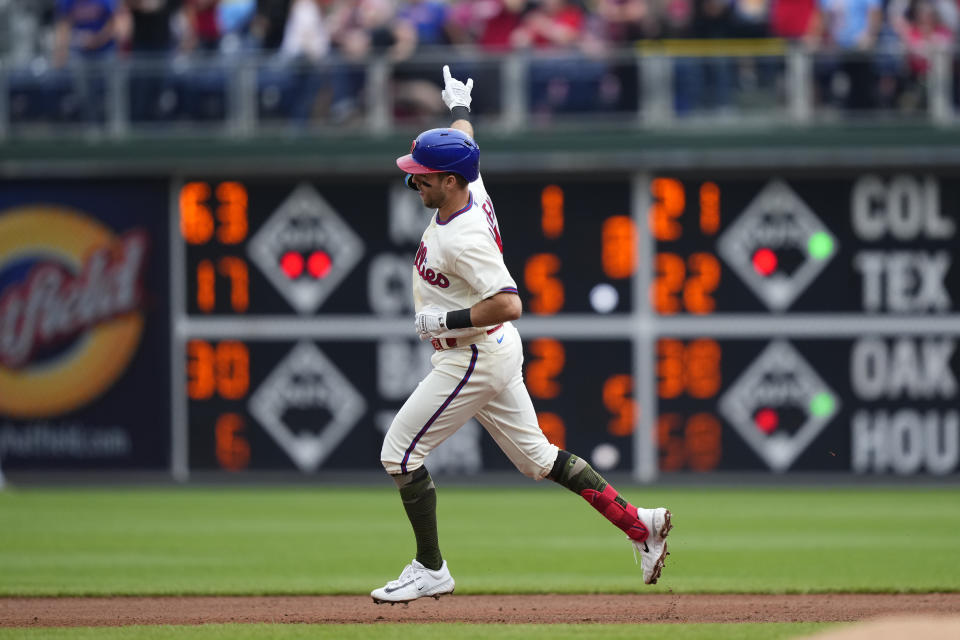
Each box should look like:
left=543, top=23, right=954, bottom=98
left=415, top=305, right=447, bottom=340
left=441, top=64, right=473, bottom=112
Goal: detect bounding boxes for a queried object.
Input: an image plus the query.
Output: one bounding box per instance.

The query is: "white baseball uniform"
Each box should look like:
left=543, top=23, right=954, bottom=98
left=380, top=174, right=559, bottom=479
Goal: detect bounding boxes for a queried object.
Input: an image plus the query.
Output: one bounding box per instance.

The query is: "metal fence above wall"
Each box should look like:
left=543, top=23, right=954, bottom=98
left=1, top=42, right=957, bottom=141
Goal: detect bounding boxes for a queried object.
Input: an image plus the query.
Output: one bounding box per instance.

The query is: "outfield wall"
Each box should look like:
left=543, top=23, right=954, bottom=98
left=1, top=130, right=958, bottom=482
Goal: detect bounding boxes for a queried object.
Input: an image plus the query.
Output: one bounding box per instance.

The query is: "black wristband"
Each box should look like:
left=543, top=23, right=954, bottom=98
left=450, top=106, right=471, bottom=122
left=445, top=308, right=473, bottom=330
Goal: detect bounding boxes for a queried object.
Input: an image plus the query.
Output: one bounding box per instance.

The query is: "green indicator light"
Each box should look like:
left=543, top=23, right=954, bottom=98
left=810, top=392, right=836, bottom=418
left=808, top=232, right=834, bottom=260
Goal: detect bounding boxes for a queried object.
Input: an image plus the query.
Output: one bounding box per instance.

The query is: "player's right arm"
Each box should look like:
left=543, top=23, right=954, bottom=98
left=441, top=65, right=474, bottom=138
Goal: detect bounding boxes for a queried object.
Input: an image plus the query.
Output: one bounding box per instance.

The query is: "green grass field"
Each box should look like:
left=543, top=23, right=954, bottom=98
left=1, top=484, right=958, bottom=639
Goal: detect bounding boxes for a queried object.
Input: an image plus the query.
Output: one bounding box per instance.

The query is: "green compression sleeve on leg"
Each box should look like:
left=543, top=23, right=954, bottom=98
left=548, top=450, right=607, bottom=495
left=547, top=450, right=649, bottom=541
left=393, top=466, right=443, bottom=570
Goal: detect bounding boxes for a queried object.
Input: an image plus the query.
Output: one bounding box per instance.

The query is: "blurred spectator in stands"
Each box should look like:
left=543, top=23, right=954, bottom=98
left=121, top=1, right=181, bottom=122
left=122, top=0, right=179, bottom=52
left=250, top=0, right=292, bottom=50
left=326, top=0, right=399, bottom=122
left=805, top=0, right=884, bottom=110
left=511, top=0, right=585, bottom=48
left=181, top=0, right=221, bottom=51
left=901, top=0, right=954, bottom=72
left=593, top=0, right=654, bottom=43
left=276, top=0, right=332, bottom=121
left=895, top=0, right=955, bottom=108
left=328, top=0, right=399, bottom=59
left=51, top=0, right=121, bottom=123
left=52, top=0, right=121, bottom=67
left=396, top=0, right=449, bottom=50
left=729, top=0, right=770, bottom=37
left=511, top=0, right=616, bottom=116
left=889, top=0, right=958, bottom=35
left=279, top=0, right=330, bottom=60
left=667, top=0, right=737, bottom=114
left=769, top=0, right=815, bottom=39
left=391, top=0, right=453, bottom=121
left=445, top=0, right=529, bottom=116
left=446, top=0, right=529, bottom=51
left=216, top=0, right=256, bottom=53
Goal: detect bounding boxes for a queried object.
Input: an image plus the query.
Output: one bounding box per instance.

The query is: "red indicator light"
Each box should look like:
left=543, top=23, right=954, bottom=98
left=281, top=251, right=304, bottom=279
left=308, top=251, right=332, bottom=279
left=755, top=408, right=778, bottom=434
left=752, top=248, right=777, bottom=276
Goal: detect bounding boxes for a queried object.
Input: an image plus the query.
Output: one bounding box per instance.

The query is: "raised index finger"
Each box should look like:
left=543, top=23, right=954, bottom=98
left=443, top=65, right=452, bottom=84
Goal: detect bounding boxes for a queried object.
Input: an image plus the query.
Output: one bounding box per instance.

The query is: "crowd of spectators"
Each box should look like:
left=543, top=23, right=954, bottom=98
left=4, top=0, right=959, bottom=126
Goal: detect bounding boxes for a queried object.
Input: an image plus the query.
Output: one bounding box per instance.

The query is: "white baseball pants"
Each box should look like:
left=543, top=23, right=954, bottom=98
left=381, top=322, right=559, bottom=479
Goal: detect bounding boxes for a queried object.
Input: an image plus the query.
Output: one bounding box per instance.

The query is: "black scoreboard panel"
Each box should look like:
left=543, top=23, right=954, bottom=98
left=655, top=336, right=960, bottom=474
left=651, top=173, right=960, bottom=314
left=171, top=171, right=960, bottom=477
left=179, top=177, right=633, bottom=317
left=185, top=337, right=634, bottom=474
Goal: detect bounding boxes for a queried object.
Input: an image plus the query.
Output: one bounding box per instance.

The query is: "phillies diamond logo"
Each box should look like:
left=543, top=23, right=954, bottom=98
left=248, top=342, right=366, bottom=472
left=247, top=184, right=364, bottom=314
left=717, top=180, right=837, bottom=311
left=719, top=341, right=839, bottom=472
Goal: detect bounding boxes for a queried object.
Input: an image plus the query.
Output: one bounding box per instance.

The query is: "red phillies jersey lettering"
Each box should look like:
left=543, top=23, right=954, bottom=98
left=481, top=198, right=503, bottom=253
left=414, top=241, right=451, bottom=288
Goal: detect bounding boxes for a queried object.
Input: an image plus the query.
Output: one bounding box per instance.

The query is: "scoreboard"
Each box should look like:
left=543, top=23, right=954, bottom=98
left=173, top=177, right=638, bottom=477
left=2, top=168, right=958, bottom=479
left=171, top=171, right=960, bottom=480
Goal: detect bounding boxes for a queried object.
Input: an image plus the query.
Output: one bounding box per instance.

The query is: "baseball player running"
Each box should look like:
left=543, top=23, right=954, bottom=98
left=372, top=65, right=672, bottom=604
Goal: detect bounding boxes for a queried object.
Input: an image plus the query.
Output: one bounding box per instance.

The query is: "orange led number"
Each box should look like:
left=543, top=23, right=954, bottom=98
left=540, top=185, right=564, bottom=239
left=685, top=339, right=721, bottom=398
left=187, top=340, right=250, bottom=400
left=215, top=413, right=250, bottom=471
left=196, top=257, right=249, bottom=313
left=649, top=177, right=684, bottom=241
left=683, top=253, right=720, bottom=314
left=657, top=412, right=721, bottom=472
left=602, top=216, right=637, bottom=279
left=187, top=340, right=215, bottom=399
left=653, top=252, right=685, bottom=314
left=603, top=374, right=635, bottom=436
left=526, top=338, right=565, bottom=399
left=215, top=341, right=250, bottom=399
left=653, top=253, right=720, bottom=315
left=537, top=412, right=567, bottom=450
left=218, top=257, right=249, bottom=312
left=657, top=413, right=685, bottom=472
left=686, top=413, right=721, bottom=471
left=524, top=253, right=564, bottom=315
left=215, top=182, right=249, bottom=244
left=196, top=260, right=216, bottom=312
left=180, top=182, right=214, bottom=245
left=699, top=182, right=720, bottom=235
left=656, top=339, right=685, bottom=399
left=657, top=339, right=721, bottom=399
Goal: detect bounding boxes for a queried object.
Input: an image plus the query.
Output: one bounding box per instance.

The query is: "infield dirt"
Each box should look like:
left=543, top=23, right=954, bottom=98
left=2, top=593, right=959, bottom=627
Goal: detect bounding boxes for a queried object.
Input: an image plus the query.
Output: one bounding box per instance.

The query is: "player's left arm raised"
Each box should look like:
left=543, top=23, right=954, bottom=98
left=442, top=65, right=474, bottom=139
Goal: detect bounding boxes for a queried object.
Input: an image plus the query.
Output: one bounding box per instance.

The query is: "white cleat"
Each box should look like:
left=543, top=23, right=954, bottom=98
left=371, top=559, right=455, bottom=604
left=631, top=507, right=672, bottom=585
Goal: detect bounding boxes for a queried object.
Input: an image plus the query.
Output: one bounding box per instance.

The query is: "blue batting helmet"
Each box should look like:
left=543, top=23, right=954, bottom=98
left=396, top=128, right=480, bottom=183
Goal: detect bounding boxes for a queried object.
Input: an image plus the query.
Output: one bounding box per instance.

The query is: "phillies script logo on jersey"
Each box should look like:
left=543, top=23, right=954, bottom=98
left=414, top=242, right=450, bottom=288
left=0, top=207, right=149, bottom=419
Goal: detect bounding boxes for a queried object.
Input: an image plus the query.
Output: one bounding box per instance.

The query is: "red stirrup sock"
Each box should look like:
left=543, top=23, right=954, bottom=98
left=580, top=484, right=649, bottom=542
left=548, top=450, right=649, bottom=542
